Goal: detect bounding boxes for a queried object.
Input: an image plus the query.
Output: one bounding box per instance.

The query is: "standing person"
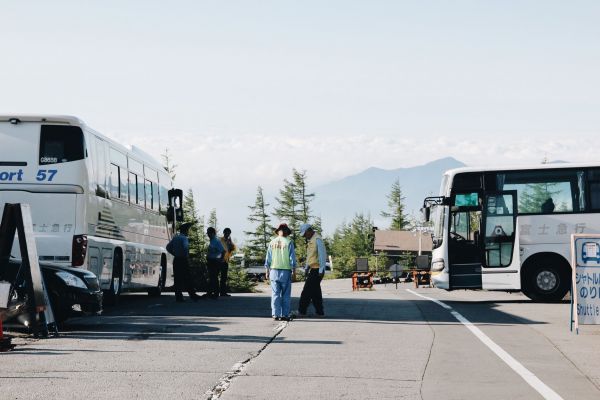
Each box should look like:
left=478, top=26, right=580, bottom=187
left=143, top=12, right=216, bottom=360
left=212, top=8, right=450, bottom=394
left=166, top=222, right=200, bottom=302
left=297, top=223, right=327, bottom=317
left=206, top=227, right=225, bottom=299
left=219, top=228, right=236, bottom=297
left=265, top=223, right=297, bottom=321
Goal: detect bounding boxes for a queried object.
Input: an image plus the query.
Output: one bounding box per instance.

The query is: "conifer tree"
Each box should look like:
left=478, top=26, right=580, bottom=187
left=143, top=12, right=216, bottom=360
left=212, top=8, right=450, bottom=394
left=182, top=189, right=207, bottom=266
left=245, top=186, right=272, bottom=262
left=161, top=148, right=177, bottom=181
left=274, top=169, right=319, bottom=263
left=381, top=178, right=409, bottom=230
left=207, top=209, right=218, bottom=232
left=292, top=169, right=315, bottom=223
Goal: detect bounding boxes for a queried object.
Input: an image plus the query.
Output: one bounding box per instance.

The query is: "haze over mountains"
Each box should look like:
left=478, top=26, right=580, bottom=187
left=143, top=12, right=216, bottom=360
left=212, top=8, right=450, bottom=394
left=312, top=157, right=466, bottom=234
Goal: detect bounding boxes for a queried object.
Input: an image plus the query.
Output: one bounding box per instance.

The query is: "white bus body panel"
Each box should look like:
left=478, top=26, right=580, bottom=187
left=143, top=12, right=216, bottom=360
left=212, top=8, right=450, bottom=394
left=0, top=117, right=174, bottom=292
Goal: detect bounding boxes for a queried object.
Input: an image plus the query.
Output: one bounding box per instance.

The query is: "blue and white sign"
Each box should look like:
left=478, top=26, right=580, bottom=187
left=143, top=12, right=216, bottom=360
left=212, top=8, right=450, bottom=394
left=571, top=235, right=600, bottom=328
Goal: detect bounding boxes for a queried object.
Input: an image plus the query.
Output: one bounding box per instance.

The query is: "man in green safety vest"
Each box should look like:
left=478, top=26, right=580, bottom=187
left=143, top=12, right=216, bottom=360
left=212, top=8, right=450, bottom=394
left=264, top=223, right=297, bottom=321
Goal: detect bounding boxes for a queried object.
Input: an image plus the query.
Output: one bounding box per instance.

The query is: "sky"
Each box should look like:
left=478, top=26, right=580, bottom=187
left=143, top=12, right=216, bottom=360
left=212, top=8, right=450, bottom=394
left=2, top=1, right=600, bottom=240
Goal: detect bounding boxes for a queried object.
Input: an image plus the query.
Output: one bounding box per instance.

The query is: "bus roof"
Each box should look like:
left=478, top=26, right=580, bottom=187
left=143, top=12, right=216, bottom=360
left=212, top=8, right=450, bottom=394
left=444, top=162, right=600, bottom=178
left=0, top=114, right=85, bottom=126
left=0, top=114, right=165, bottom=174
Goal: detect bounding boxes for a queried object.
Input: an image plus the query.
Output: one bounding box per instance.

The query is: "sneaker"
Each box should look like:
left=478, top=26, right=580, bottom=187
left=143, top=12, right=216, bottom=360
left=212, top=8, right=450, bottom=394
left=280, top=316, right=291, bottom=321
left=272, top=316, right=280, bottom=321
left=220, top=293, right=231, bottom=297
left=294, top=311, right=307, bottom=318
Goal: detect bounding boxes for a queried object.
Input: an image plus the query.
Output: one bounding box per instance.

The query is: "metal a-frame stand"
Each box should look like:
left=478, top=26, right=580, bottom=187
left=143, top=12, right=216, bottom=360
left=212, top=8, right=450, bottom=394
left=0, top=203, right=57, bottom=341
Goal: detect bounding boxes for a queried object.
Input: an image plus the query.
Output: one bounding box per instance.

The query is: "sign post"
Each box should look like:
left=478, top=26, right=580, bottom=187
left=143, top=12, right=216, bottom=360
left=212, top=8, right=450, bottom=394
left=570, top=234, right=600, bottom=334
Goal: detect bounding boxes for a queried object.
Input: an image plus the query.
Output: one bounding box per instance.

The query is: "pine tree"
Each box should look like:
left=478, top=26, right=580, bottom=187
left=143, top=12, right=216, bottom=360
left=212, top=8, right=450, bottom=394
left=245, top=186, right=272, bottom=262
left=161, top=148, right=177, bottom=181
left=182, top=189, right=207, bottom=266
left=292, top=169, right=315, bottom=223
left=274, top=178, right=299, bottom=236
left=312, top=216, right=323, bottom=235
left=207, top=208, right=218, bottom=231
left=328, top=213, right=377, bottom=277
left=381, top=178, right=409, bottom=230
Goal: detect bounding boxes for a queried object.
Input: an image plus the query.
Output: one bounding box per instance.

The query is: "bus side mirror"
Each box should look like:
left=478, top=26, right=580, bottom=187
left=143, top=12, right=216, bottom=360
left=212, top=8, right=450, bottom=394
left=166, top=206, right=184, bottom=223
left=167, top=189, right=184, bottom=222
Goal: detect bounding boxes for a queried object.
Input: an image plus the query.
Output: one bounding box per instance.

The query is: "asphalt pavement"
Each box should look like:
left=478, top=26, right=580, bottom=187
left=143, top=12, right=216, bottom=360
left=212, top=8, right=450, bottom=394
left=1, top=279, right=599, bottom=400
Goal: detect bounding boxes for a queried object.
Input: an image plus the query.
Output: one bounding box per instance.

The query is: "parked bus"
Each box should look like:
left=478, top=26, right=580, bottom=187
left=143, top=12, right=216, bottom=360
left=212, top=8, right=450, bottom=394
left=422, top=163, right=600, bottom=302
left=0, top=115, right=176, bottom=304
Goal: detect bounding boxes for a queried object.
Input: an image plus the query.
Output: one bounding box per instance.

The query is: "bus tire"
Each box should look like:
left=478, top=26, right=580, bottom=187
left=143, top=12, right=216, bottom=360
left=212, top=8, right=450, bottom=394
left=104, top=249, right=123, bottom=307
left=522, top=254, right=570, bottom=303
left=148, top=256, right=166, bottom=297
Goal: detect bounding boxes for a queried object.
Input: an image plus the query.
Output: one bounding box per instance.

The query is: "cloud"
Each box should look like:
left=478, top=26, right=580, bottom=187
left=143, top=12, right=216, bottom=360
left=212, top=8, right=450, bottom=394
left=114, top=130, right=599, bottom=195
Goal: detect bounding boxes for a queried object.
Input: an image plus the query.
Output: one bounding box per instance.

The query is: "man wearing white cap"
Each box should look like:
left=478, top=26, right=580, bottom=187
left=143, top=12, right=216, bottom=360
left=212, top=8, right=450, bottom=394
left=297, top=223, right=327, bottom=317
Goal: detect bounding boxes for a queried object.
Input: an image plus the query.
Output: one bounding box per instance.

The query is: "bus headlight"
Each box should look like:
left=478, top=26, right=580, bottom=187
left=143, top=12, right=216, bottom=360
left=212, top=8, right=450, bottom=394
left=431, top=259, right=445, bottom=272
left=56, top=271, right=88, bottom=289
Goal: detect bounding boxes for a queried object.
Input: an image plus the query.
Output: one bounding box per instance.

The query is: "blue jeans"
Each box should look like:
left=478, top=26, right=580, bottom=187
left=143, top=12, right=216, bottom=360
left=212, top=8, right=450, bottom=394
left=270, top=269, right=292, bottom=317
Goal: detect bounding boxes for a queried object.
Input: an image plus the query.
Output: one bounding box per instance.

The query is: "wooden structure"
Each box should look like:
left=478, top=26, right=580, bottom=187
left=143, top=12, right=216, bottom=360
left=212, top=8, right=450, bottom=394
left=352, top=257, right=373, bottom=290
left=0, top=203, right=56, bottom=343
left=410, top=255, right=432, bottom=288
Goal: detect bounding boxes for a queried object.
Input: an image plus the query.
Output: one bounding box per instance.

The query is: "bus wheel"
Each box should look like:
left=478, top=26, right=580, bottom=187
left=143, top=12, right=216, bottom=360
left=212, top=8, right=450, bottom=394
left=104, top=250, right=123, bottom=306
left=523, top=256, right=570, bottom=302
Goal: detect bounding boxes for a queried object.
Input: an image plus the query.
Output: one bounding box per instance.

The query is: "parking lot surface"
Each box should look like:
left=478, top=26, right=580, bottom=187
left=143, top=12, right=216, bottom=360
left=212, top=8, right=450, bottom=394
left=2, top=279, right=599, bottom=400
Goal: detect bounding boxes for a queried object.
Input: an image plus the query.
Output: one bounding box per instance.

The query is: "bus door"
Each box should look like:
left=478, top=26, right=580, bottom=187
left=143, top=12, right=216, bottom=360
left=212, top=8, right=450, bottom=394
left=481, top=191, right=518, bottom=284
left=448, top=192, right=483, bottom=289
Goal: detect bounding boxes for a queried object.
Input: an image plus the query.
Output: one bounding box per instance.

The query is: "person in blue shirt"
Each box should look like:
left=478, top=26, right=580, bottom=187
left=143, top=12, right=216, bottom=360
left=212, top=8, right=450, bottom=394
left=206, top=227, right=225, bottom=299
left=166, top=222, right=200, bottom=302
left=265, top=223, right=297, bottom=321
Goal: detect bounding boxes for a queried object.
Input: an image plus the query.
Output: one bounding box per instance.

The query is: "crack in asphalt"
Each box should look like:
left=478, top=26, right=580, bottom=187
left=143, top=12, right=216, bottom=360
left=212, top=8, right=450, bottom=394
left=205, top=320, right=289, bottom=399
left=402, top=294, right=435, bottom=400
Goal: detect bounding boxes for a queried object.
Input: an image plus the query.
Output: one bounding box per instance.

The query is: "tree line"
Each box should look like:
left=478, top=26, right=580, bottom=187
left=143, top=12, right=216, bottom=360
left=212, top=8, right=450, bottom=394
left=162, top=149, right=412, bottom=279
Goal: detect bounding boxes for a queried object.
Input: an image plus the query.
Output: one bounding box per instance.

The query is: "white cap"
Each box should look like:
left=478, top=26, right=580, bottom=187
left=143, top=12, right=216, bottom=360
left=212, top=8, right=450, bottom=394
left=299, top=223, right=312, bottom=236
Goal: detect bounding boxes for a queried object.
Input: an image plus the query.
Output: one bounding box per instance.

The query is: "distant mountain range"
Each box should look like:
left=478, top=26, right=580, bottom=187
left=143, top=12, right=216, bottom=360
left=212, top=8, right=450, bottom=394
left=312, top=157, right=466, bottom=233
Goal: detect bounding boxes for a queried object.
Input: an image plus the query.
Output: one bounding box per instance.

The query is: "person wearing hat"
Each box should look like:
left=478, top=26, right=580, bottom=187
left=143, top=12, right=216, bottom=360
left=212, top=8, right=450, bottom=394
left=166, top=222, right=200, bottom=302
left=206, top=227, right=225, bottom=299
left=264, top=223, right=297, bottom=321
left=218, top=228, right=236, bottom=296
left=297, top=223, right=327, bottom=317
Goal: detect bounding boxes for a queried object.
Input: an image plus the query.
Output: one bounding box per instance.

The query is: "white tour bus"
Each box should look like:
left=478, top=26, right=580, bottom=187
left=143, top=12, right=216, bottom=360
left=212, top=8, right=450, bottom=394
left=422, top=163, right=600, bottom=302
left=0, top=115, right=175, bottom=304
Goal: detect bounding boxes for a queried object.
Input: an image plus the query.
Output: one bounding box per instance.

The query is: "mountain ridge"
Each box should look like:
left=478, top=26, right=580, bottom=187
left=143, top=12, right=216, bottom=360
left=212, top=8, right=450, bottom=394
left=312, top=156, right=466, bottom=233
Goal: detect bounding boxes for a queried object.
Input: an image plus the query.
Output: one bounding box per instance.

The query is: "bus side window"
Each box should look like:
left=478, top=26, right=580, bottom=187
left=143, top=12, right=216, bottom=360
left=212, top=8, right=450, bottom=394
left=145, top=179, right=152, bottom=209
left=589, top=182, right=600, bottom=211
left=151, top=182, right=159, bottom=211
left=119, top=166, right=128, bottom=201
left=94, top=137, right=107, bottom=197
left=129, top=172, right=138, bottom=205
left=109, top=164, right=119, bottom=199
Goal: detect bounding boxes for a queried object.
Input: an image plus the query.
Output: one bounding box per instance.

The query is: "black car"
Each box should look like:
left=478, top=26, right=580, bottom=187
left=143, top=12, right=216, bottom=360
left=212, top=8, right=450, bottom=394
left=0, top=258, right=103, bottom=324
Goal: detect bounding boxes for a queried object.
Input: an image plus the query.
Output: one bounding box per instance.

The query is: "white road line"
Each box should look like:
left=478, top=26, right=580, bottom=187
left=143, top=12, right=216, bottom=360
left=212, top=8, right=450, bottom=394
left=406, top=289, right=564, bottom=400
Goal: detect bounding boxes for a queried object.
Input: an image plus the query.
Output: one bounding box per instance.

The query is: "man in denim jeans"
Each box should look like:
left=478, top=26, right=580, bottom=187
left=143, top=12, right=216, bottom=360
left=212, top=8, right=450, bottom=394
left=264, top=223, right=297, bottom=321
